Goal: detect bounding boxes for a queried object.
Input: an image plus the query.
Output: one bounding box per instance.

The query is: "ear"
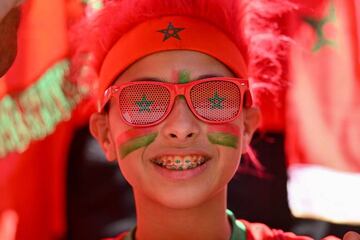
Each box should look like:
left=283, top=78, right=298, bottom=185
left=241, top=107, right=260, bottom=153
left=89, top=112, right=117, bottom=161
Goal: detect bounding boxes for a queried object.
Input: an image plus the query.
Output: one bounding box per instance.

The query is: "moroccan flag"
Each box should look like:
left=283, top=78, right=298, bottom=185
left=286, top=0, right=360, bottom=224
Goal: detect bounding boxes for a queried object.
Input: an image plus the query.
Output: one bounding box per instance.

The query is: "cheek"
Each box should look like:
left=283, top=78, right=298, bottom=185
left=115, top=127, right=158, bottom=159
left=207, top=123, right=241, bottom=149
left=207, top=123, right=243, bottom=179
left=219, top=146, right=242, bottom=178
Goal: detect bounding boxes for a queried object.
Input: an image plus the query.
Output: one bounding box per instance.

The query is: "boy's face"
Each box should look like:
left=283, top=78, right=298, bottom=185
left=90, top=50, right=259, bottom=208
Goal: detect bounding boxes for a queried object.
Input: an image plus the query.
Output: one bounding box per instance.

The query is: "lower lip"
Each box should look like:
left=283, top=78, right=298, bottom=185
left=152, top=161, right=209, bottom=181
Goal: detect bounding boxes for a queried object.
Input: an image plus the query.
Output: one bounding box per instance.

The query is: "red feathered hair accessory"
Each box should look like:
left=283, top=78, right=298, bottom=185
left=70, top=0, right=297, bottom=113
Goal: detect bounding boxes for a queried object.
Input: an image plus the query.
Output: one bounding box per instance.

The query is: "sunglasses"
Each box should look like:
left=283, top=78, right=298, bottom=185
left=101, top=77, right=252, bottom=127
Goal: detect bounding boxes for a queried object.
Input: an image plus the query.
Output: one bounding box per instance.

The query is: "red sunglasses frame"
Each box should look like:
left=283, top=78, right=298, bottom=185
left=101, top=77, right=252, bottom=127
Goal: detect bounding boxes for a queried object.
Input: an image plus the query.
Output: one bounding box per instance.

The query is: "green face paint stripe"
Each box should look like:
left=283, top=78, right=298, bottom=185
left=207, top=132, right=239, bottom=148
left=178, top=70, right=190, bottom=84
left=120, top=132, right=158, bottom=158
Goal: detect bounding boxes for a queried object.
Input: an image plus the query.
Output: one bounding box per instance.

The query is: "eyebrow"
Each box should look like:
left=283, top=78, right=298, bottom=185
left=130, top=77, right=165, bottom=82
left=129, top=74, right=223, bottom=82
left=195, top=74, right=224, bottom=80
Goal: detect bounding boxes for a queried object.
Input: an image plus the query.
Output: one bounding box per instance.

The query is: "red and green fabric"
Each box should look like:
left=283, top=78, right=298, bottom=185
left=107, top=209, right=339, bottom=240
left=0, top=0, right=98, bottom=239
left=108, top=210, right=247, bottom=240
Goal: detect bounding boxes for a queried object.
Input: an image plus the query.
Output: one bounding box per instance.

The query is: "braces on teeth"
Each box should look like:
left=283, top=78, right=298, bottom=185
left=153, top=155, right=207, bottom=170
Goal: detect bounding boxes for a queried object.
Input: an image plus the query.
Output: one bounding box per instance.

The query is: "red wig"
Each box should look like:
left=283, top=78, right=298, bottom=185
left=70, top=0, right=297, bottom=108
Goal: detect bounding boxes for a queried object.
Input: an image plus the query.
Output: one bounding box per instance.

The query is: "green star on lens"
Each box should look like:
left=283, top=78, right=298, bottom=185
left=209, top=91, right=225, bottom=109
left=136, top=95, right=154, bottom=112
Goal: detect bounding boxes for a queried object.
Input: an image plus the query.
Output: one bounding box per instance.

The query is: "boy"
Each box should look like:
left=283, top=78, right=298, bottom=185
left=71, top=0, right=360, bottom=239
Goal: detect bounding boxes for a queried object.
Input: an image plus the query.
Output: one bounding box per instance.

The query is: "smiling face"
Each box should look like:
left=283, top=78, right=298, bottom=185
left=90, top=50, right=259, bottom=209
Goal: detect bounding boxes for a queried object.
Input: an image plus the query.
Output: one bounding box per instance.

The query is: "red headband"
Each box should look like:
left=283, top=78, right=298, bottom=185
left=99, top=16, right=247, bottom=110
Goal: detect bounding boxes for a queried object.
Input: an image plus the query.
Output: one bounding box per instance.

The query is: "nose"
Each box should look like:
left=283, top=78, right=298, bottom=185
left=161, top=97, right=200, bottom=144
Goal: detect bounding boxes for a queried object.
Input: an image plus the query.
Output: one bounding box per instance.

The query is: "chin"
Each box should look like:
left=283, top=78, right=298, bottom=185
left=147, top=182, right=225, bottom=210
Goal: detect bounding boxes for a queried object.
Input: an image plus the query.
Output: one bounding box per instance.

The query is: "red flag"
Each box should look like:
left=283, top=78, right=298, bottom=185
left=286, top=0, right=360, bottom=224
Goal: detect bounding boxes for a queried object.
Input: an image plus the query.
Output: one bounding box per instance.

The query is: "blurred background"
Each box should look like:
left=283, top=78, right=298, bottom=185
left=0, top=0, right=359, bottom=239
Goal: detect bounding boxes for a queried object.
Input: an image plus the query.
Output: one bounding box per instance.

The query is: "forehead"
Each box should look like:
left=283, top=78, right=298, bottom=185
left=113, top=50, right=234, bottom=84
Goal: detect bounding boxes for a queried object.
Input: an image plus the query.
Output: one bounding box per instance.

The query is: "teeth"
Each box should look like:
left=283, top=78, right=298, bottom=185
left=152, top=155, right=207, bottom=170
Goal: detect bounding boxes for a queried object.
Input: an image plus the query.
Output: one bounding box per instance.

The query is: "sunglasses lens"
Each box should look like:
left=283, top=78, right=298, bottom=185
left=190, top=80, right=241, bottom=122
left=119, top=84, right=170, bottom=125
